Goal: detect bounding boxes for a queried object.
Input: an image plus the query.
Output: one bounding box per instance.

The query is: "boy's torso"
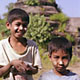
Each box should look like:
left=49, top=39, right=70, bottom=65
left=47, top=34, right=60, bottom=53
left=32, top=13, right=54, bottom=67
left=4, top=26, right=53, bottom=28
left=0, top=38, right=38, bottom=80
left=39, top=70, right=80, bottom=80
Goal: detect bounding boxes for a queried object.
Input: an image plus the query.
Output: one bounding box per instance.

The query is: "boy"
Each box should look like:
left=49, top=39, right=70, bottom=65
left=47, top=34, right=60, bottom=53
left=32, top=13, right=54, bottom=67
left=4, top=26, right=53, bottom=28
left=39, top=37, right=80, bottom=80
left=0, top=8, right=42, bottom=80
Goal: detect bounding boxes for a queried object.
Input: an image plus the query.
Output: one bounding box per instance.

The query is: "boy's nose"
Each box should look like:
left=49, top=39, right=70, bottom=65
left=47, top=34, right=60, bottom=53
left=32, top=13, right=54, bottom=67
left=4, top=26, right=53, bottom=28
left=59, top=60, right=63, bottom=64
left=58, top=59, right=63, bottom=65
left=19, top=25, right=23, bottom=30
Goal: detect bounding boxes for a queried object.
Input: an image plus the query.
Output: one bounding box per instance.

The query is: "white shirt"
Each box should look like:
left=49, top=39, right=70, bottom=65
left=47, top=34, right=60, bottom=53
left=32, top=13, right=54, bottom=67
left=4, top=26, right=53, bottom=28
left=0, top=38, right=42, bottom=80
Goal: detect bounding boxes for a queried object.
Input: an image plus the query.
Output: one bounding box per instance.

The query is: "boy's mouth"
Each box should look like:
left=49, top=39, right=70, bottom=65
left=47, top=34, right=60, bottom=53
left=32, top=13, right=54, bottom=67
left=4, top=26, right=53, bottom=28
left=57, top=66, right=66, bottom=71
left=16, top=32, right=24, bottom=36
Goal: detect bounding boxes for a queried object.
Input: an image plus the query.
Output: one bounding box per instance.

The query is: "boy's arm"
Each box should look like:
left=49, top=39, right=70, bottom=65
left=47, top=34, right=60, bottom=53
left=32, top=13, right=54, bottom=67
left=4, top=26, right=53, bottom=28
left=0, top=63, right=12, bottom=77
left=0, top=59, right=28, bottom=77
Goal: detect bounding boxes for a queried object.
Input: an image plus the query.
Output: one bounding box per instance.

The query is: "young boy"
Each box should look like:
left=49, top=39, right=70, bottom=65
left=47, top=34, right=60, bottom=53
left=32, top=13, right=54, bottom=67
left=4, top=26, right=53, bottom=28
left=0, top=8, right=42, bottom=80
left=39, top=37, right=80, bottom=80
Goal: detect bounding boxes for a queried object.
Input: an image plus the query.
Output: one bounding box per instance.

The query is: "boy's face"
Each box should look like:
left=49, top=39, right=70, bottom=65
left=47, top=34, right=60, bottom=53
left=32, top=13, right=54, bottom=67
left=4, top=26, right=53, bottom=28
left=49, top=49, right=71, bottom=75
left=6, top=19, right=28, bottom=38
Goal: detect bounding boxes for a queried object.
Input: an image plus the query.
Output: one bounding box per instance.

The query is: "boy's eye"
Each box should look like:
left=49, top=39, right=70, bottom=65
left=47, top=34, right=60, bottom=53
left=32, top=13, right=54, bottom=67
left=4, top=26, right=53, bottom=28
left=16, top=23, right=27, bottom=27
left=23, top=24, right=27, bottom=27
left=62, top=56, right=68, bottom=59
left=16, top=23, right=21, bottom=26
left=53, top=56, right=59, bottom=59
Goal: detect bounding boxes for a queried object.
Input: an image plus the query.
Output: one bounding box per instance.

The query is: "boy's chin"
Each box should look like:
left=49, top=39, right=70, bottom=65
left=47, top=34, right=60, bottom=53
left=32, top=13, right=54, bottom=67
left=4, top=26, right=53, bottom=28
left=15, top=34, right=24, bottom=38
left=15, top=36, right=23, bottom=39
left=57, top=69, right=68, bottom=75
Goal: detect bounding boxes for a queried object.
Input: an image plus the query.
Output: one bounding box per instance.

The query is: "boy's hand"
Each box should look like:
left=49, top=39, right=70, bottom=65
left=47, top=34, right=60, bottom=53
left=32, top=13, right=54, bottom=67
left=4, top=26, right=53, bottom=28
left=26, top=64, right=36, bottom=70
left=26, top=64, right=38, bottom=75
left=11, top=60, right=38, bottom=74
left=11, top=59, right=27, bottom=73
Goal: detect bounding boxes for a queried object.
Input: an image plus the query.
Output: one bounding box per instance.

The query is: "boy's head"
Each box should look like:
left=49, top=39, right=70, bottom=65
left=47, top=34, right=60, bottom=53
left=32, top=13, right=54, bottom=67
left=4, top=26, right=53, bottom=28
left=7, top=8, right=29, bottom=24
left=6, top=8, right=29, bottom=38
left=48, top=37, right=72, bottom=59
left=48, top=37, right=72, bottom=75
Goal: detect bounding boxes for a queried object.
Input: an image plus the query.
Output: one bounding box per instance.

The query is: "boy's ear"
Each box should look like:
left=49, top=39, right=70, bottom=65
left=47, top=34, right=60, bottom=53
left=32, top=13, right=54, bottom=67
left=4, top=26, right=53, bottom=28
left=48, top=54, right=51, bottom=58
left=48, top=54, right=52, bottom=61
left=6, top=22, right=11, bottom=29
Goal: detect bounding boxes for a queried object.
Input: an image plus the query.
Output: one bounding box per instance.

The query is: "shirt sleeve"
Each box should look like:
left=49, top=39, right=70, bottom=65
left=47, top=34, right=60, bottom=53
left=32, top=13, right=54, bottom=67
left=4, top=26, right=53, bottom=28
left=27, top=39, right=42, bottom=69
left=33, top=47, right=42, bottom=69
left=0, top=43, right=9, bottom=66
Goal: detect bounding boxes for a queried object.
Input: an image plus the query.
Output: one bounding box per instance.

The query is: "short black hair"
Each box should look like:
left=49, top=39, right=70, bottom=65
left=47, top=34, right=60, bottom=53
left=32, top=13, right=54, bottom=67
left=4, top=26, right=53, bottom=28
left=7, top=8, right=29, bottom=24
left=48, top=37, right=72, bottom=59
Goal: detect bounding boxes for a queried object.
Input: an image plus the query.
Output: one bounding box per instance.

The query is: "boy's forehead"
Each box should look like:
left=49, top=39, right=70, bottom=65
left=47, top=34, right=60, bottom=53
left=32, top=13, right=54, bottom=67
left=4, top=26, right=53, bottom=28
left=52, top=49, right=69, bottom=56
left=12, top=19, right=28, bottom=23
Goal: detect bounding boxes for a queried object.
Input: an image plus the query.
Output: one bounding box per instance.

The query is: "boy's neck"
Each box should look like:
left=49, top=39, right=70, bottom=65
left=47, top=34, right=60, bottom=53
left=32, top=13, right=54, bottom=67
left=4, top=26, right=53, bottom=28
left=9, top=36, right=22, bottom=42
left=9, top=36, right=27, bottom=45
left=8, top=36, right=27, bottom=54
left=53, top=69, right=70, bottom=76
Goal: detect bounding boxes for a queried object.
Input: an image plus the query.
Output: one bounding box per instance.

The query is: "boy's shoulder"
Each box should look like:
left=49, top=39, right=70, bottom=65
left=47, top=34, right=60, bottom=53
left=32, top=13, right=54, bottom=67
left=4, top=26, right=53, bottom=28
left=27, top=39, right=38, bottom=47
left=39, top=70, right=55, bottom=79
left=67, top=71, right=80, bottom=79
left=39, top=70, right=80, bottom=80
left=41, top=70, right=53, bottom=75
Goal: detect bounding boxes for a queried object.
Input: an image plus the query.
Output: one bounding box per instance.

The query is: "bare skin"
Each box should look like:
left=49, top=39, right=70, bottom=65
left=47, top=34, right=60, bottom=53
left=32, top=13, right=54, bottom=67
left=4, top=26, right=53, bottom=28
left=49, top=49, right=71, bottom=76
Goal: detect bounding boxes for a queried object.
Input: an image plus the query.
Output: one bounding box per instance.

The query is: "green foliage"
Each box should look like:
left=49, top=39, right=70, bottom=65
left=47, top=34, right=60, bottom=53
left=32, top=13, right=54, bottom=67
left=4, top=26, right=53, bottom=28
left=25, top=0, right=39, bottom=6
left=50, top=13, right=74, bottom=42
left=25, top=14, right=53, bottom=47
left=50, top=13, right=69, bottom=33
left=70, top=55, right=80, bottom=65
left=0, top=19, right=6, bottom=32
left=48, top=0, right=55, bottom=3
left=50, top=13, right=69, bottom=23
left=24, top=0, right=55, bottom=6
left=65, top=33, right=74, bottom=42
left=0, top=19, right=10, bottom=39
left=0, top=19, right=7, bottom=37
left=0, top=19, right=6, bottom=40
left=41, top=53, right=52, bottom=69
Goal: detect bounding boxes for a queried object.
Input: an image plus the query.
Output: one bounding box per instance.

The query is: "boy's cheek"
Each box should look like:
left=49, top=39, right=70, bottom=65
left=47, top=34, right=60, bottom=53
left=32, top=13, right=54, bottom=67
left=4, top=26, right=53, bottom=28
left=24, top=27, right=27, bottom=31
left=52, top=60, right=57, bottom=65
left=51, top=59, right=69, bottom=66
left=53, top=61, right=57, bottom=66
left=64, top=60, right=69, bottom=66
left=14, top=26, right=18, bottom=30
